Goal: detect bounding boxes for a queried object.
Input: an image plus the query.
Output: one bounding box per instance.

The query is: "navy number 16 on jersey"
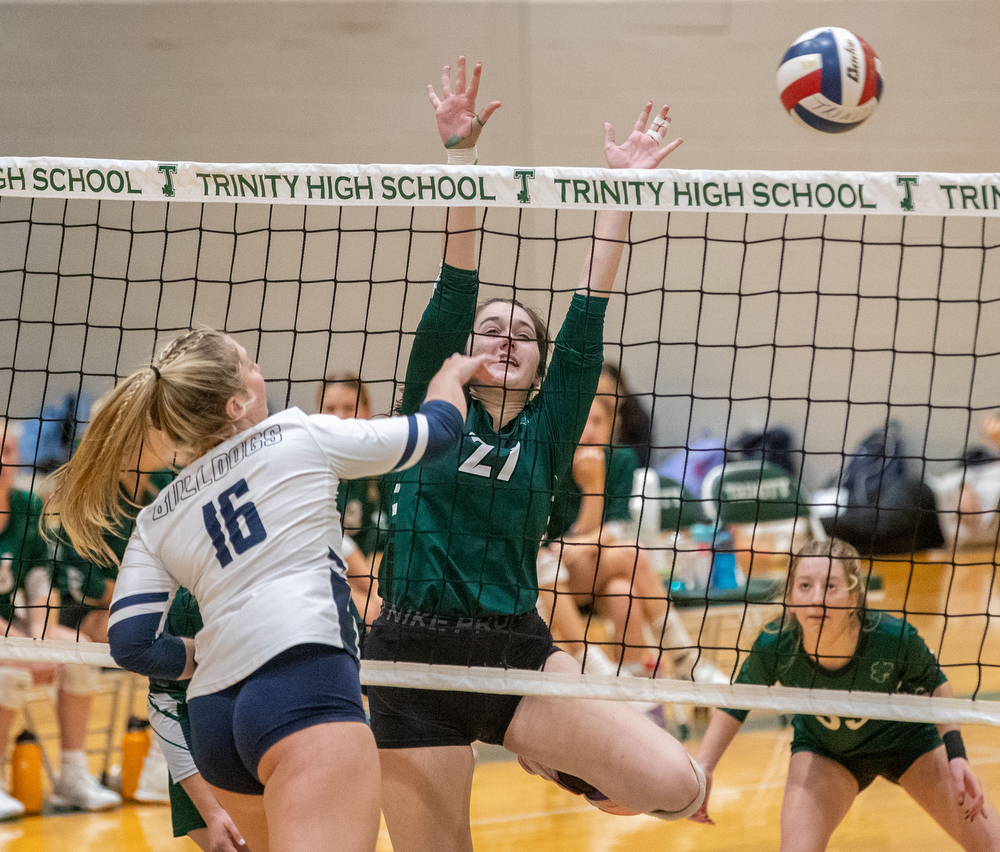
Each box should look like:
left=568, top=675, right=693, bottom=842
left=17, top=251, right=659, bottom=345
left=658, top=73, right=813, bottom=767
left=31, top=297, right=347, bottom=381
left=202, top=478, right=267, bottom=567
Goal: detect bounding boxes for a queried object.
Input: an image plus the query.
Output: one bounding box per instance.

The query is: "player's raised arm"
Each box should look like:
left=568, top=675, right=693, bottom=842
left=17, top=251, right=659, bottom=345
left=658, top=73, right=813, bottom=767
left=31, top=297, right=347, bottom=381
left=428, top=55, right=501, bottom=270
left=577, top=102, right=682, bottom=297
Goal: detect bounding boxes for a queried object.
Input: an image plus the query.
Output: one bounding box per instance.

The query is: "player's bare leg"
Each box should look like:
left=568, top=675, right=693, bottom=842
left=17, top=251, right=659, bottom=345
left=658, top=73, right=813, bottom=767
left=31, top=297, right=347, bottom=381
left=258, top=721, right=380, bottom=852
left=779, top=751, right=858, bottom=852
left=503, top=650, right=702, bottom=816
left=379, top=744, right=476, bottom=852
left=209, top=788, right=269, bottom=852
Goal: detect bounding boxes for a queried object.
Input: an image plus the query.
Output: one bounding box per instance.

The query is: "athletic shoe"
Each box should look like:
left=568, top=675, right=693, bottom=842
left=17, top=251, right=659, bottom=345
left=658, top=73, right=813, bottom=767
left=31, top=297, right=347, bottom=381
left=645, top=703, right=691, bottom=741
left=645, top=703, right=668, bottom=729
left=0, top=789, right=25, bottom=821
left=642, top=654, right=663, bottom=678
left=517, top=756, right=573, bottom=791
left=581, top=787, right=643, bottom=817
left=671, top=654, right=730, bottom=684
left=517, top=756, right=641, bottom=816
left=50, top=764, right=122, bottom=812
left=133, top=739, right=170, bottom=804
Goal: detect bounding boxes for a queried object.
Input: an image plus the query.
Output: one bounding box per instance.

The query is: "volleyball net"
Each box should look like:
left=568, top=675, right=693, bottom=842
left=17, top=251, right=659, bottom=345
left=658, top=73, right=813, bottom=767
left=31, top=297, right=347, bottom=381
left=1, top=157, right=998, bottom=726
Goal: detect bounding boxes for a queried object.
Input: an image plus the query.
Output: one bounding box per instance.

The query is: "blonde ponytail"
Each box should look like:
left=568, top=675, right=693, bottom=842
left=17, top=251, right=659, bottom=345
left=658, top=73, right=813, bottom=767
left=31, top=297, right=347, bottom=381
left=48, top=329, right=246, bottom=565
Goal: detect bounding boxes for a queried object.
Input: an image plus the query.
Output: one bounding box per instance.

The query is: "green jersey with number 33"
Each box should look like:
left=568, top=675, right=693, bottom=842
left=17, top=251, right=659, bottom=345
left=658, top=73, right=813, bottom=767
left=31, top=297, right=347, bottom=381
left=723, top=611, right=946, bottom=758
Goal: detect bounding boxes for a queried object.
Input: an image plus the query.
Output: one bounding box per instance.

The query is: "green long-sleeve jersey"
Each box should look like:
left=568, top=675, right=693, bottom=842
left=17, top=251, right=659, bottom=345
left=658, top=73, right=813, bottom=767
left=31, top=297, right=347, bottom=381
left=380, top=264, right=608, bottom=617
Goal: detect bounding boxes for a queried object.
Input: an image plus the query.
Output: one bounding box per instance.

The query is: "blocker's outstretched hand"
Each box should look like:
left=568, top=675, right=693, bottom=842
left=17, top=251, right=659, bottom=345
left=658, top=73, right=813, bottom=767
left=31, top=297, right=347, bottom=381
left=604, top=102, right=683, bottom=169
left=428, top=55, right=502, bottom=151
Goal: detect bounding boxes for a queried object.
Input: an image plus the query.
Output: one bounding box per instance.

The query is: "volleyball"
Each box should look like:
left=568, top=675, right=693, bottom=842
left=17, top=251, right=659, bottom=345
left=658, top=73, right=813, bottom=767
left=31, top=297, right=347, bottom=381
left=777, top=27, right=883, bottom=133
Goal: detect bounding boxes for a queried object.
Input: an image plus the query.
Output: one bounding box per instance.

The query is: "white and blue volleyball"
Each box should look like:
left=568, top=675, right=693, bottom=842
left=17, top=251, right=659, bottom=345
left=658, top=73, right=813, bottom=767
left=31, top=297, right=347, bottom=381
left=777, top=27, right=883, bottom=133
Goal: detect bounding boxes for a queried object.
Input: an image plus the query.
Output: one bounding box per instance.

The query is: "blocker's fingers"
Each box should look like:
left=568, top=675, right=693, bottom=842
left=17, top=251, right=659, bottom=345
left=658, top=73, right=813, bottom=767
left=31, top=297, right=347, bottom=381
left=427, top=85, right=442, bottom=109
left=441, top=64, right=453, bottom=97
left=654, top=137, right=684, bottom=164
left=467, top=60, right=483, bottom=100
left=645, top=112, right=671, bottom=143
left=477, top=100, right=502, bottom=127
left=634, top=101, right=654, bottom=133
left=603, top=122, right=616, bottom=148
left=964, top=777, right=986, bottom=819
left=455, top=55, right=467, bottom=95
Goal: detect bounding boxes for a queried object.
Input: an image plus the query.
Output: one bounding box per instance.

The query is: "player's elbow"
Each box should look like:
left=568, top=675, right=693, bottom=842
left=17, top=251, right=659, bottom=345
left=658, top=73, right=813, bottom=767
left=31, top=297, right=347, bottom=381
left=108, top=638, right=151, bottom=674
left=108, top=619, right=186, bottom=679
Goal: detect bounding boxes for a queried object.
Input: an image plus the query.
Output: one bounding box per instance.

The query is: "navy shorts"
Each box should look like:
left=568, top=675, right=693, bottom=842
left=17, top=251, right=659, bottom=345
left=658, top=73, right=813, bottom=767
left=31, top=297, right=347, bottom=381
left=364, top=607, right=556, bottom=749
left=188, top=643, right=366, bottom=795
left=791, top=727, right=943, bottom=791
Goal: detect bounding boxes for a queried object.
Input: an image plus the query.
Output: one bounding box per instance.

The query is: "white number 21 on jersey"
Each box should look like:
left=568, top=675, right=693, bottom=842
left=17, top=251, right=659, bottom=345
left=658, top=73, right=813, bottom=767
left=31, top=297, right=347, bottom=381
left=458, top=435, right=521, bottom=482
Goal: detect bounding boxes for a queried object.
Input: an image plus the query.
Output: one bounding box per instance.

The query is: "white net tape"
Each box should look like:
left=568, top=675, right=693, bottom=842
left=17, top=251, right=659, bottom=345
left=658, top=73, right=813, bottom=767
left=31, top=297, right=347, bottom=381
left=2, top=158, right=998, bottom=726
left=2, top=156, right=999, bottom=215
left=1, top=637, right=995, bottom=726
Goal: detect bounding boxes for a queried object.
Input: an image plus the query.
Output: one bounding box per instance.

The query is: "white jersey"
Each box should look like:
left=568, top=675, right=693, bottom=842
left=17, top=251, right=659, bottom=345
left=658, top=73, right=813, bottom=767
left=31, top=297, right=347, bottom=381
left=110, top=405, right=444, bottom=699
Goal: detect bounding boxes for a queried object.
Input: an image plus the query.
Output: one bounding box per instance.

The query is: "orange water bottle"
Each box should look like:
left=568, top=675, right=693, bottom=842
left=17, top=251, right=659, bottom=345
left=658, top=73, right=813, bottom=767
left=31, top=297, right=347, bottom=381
left=121, top=717, right=151, bottom=800
left=11, top=729, right=44, bottom=815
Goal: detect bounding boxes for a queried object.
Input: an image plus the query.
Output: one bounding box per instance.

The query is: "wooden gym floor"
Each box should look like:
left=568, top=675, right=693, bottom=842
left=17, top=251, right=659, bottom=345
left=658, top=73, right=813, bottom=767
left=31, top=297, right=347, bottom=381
left=2, top=549, right=998, bottom=852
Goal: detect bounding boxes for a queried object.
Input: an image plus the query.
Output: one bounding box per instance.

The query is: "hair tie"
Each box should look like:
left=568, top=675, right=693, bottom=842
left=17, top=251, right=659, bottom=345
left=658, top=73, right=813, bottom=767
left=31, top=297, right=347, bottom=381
left=150, top=365, right=161, bottom=381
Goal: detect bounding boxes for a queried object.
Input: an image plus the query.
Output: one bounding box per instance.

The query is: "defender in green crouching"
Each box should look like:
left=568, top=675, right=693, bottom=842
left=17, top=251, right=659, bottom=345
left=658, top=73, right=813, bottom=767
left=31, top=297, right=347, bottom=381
left=691, top=537, right=1000, bottom=851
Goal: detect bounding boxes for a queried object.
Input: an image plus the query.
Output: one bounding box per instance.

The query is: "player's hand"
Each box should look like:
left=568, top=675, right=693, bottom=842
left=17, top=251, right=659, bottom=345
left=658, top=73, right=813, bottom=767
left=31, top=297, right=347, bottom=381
left=950, top=756, right=988, bottom=822
left=572, top=445, right=607, bottom=490
left=604, top=103, right=682, bottom=170
left=206, top=809, right=246, bottom=852
left=687, top=767, right=715, bottom=825
left=445, top=352, right=492, bottom=387
left=428, top=56, right=502, bottom=151
left=426, top=352, right=490, bottom=420
left=428, top=351, right=489, bottom=390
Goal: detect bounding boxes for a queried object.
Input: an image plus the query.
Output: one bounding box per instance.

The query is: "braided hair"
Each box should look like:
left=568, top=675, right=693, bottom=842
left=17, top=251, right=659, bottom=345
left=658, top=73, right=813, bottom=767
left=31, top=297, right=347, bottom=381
left=48, top=329, right=246, bottom=565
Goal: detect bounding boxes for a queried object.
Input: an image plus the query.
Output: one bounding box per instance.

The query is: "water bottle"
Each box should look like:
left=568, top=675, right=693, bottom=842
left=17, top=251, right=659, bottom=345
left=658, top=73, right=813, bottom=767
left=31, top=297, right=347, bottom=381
left=668, top=529, right=695, bottom=592
left=709, top=529, right=741, bottom=590
left=688, top=523, right=715, bottom=590
left=121, top=716, right=151, bottom=801
left=11, top=729, right=44, bottom=815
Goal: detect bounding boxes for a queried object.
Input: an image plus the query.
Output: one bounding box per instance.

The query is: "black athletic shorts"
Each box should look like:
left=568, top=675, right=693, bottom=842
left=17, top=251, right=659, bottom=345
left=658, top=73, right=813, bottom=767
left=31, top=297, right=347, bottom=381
left=791, top=726, right=943, bottom=791
left=364, top=606, right=557, bottom=749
